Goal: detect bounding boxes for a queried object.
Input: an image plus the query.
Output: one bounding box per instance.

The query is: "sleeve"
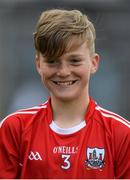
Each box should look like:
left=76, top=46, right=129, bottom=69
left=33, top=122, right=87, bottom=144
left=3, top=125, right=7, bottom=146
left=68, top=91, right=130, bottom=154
left=0, top=115, right=21, bottom=178
left=113, top=123, right=130, bottom=178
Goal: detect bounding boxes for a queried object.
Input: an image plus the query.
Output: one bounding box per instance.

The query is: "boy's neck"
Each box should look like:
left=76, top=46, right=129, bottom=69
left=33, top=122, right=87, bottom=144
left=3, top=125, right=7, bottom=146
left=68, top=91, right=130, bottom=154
left=51, top=96, right=90, bottom=128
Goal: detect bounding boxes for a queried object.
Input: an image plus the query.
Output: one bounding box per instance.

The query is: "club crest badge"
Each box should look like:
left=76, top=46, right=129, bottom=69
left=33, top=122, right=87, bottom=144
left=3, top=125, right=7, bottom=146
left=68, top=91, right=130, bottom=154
left=85, top=147, right=105, bottom=169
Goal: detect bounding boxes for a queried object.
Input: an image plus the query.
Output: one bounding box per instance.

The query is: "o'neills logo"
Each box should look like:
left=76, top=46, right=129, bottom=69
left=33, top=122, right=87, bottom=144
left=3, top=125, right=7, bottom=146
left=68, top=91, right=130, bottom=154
left=85, top=147, right=105, bottom=169
left=53, top=146, right=79, bottom=154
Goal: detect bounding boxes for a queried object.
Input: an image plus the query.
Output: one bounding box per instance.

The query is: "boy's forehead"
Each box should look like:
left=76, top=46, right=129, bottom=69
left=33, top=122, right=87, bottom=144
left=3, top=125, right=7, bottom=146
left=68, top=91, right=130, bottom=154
left=65, top=38, right=87, bottom=53
left=60, top=42, right=89, bottom=59
left=39, top=36, right=89, bottom=60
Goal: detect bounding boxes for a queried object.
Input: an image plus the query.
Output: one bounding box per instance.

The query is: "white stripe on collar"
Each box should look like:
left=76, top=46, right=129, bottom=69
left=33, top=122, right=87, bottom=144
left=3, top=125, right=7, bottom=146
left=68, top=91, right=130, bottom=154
left=49, top=120, right=86, bottom=135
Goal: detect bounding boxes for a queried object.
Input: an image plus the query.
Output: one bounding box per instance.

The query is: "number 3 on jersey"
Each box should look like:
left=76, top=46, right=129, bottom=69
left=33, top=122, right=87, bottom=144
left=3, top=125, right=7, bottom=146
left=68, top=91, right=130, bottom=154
left=61, top=154, right=71, bottom=170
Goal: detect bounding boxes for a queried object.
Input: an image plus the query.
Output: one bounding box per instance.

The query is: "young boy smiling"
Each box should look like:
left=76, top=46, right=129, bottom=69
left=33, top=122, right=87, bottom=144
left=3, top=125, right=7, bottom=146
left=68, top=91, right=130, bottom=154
left=0, top=9, right=130, bottom=179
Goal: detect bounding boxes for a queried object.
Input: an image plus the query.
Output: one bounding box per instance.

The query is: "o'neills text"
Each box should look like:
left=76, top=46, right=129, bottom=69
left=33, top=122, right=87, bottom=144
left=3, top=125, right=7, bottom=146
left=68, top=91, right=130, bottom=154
left=53, top=146, right=79, bottom=154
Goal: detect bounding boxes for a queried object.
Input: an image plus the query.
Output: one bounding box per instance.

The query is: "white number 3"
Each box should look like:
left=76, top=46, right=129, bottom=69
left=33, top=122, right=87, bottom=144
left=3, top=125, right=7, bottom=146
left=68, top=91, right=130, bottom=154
left=61, top=154, right=71, bottom=170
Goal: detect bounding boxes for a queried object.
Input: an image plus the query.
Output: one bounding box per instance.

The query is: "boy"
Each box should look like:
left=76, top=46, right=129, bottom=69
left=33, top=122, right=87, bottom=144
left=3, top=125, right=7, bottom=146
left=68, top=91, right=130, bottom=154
left=0, top=9, right=130, bottom=179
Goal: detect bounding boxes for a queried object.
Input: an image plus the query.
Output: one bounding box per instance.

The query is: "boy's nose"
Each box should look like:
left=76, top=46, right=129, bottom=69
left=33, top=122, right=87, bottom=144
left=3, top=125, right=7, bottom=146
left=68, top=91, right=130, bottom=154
left=56, top=64, right=71, bottom=77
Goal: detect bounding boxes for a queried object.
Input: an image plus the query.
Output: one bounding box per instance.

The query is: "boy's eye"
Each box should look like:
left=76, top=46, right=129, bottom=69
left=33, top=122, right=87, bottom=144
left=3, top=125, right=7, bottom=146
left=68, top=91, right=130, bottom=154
left=47, top=59, right=58, bottom=64
left=48, top=60, right=55, bottom=63
left=71, top=59, right=79, bottom=62
left=70, top=59, right=82, bottom=64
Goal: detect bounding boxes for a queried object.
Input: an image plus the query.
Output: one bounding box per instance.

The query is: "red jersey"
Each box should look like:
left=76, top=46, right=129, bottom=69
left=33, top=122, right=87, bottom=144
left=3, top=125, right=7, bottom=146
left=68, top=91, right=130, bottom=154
left=0, top=97, right=130, bottom=179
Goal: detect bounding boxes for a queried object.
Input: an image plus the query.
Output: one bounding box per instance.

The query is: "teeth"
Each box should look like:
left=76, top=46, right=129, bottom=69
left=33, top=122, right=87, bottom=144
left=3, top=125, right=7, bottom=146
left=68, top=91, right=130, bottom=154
left=55, top=81, right=74, bottom=86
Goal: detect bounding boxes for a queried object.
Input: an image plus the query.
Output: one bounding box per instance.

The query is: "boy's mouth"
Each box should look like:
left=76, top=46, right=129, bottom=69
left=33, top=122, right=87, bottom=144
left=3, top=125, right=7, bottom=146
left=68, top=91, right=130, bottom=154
left=52, top=80, right=78, bottom=86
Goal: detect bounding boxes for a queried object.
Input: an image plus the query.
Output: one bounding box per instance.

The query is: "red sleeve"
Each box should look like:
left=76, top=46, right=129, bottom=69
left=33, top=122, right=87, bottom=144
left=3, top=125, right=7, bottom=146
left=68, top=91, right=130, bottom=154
left=0, top=115, right=21, bottom=178
left=113, top=123, right=130, bottom=178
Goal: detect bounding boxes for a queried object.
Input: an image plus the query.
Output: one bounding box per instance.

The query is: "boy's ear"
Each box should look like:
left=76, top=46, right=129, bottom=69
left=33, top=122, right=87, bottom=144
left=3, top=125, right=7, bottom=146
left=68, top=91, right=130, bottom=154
left=35, top=54, right=41, bottom=75
left=91, top=53, right=100, bottom=74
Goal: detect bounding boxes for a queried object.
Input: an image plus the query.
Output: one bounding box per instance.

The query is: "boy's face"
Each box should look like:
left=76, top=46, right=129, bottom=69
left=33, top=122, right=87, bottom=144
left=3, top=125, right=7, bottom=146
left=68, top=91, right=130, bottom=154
left=36, top=41, right=99, bottom=102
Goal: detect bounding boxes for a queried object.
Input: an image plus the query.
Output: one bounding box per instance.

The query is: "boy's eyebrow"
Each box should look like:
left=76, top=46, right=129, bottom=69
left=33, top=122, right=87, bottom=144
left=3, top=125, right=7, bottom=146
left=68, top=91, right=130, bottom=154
left=69, top=54, right=84, bottom=57
left=44, top=54, right=85, bottom=62
left=63, top=54, right=85, bottom=59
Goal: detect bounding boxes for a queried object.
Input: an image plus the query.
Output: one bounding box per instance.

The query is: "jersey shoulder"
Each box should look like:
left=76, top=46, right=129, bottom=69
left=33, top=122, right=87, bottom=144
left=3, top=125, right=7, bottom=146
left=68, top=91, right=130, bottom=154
left=0, top=101, right=48, bottom=130
left=94, top=104, right=130, bottom=132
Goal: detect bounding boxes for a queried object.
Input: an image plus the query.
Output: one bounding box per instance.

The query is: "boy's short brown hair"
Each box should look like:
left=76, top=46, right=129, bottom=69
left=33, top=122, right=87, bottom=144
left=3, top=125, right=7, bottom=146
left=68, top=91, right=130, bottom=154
left=34, top=9, right=96, bottom=59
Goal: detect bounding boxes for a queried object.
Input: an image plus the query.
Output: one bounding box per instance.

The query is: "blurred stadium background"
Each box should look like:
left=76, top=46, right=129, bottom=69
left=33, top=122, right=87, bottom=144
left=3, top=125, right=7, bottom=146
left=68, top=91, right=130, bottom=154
left=0, top=0, right=130, bottom=121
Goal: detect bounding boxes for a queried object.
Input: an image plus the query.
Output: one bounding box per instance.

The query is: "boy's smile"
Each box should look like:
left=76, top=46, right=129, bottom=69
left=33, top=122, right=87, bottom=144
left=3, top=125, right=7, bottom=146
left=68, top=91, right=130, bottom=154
left=52, top=80, right=78, bottom=86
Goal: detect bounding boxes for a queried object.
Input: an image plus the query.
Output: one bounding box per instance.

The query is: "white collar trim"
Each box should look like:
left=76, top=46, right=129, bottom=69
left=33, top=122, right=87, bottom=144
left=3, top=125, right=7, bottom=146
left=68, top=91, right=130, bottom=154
left=49, top=120, right=86, bottom=135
